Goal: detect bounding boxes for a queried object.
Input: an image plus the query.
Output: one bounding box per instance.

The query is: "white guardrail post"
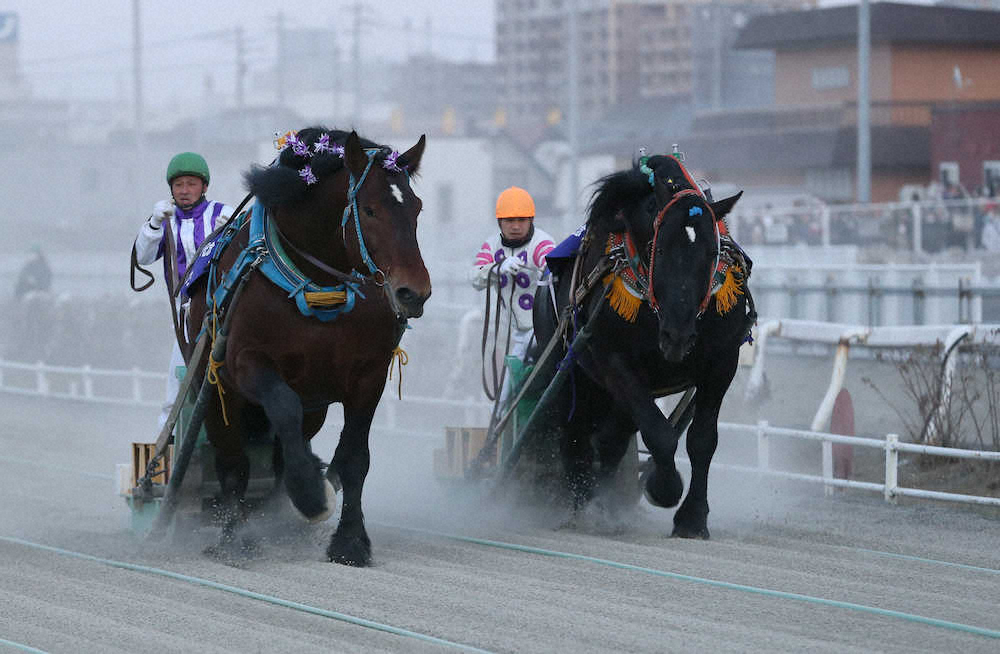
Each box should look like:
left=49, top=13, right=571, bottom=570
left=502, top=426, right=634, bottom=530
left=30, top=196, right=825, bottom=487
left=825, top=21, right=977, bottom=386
left=82, top=364, right=94, bottom=400
left=756, top=420, right=769, bottom=473
left=884, top=433, right=899, bottom=504
left=35, top=361, right=48, bottom=396
left=131, top=367, right=143, bottom=404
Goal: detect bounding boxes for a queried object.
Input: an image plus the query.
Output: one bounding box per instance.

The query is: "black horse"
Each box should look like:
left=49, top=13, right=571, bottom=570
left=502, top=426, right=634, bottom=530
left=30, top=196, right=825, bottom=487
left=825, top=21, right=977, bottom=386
left=533, top=154, right=754, bottom=538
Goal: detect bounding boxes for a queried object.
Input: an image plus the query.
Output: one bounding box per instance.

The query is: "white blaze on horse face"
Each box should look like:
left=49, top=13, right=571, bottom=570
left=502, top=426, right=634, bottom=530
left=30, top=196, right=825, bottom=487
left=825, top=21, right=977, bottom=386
left=390, top=183, right=404, bottom=205
left=685, top=225, right=696, bottom=243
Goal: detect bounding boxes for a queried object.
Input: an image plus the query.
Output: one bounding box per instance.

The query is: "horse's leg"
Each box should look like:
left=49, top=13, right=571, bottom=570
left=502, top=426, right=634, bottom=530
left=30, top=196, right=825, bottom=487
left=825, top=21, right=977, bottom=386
left=269, top=406, right=331, bottom=507
left=592, top=409, right=637, bottom=495
left=326, top=402, right=374, bottom=566
left=560, top=384, right=596, bottom=512
left=234, top=352, right=329, bottom=521
left=672, top=352, right=738, bottom=539
left=591, top=353, right=685, bottom=509
left=203, top=395, right=252, bottom=552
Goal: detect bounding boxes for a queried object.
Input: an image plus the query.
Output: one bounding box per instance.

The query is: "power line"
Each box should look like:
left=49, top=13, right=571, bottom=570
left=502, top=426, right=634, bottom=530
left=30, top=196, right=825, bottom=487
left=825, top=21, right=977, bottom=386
left=19, top=28, right=239, bottom=69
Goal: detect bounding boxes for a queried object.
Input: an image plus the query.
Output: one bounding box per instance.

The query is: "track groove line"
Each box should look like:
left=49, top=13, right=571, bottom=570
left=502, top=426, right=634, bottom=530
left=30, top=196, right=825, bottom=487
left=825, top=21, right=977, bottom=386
left=380, top=523, right=1000, bottom=640
left=0, top=536, right=493, bottom=654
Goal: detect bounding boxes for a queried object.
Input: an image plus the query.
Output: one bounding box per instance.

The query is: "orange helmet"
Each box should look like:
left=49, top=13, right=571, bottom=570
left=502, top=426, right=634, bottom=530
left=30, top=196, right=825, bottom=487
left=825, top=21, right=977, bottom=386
left=495, top=186, right=535, bottom=219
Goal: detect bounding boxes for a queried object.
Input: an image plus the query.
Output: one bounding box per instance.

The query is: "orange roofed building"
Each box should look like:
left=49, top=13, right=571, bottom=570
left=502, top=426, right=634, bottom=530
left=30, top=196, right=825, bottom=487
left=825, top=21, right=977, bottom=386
left=682, top=1, right=1000, bottom=203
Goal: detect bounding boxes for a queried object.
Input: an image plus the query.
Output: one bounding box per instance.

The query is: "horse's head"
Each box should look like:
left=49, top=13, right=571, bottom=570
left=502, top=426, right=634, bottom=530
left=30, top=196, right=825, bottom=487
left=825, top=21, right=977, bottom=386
left=642, top=156, right=742, bottom=361
left=247, top=128, right=431, bottom=320
left=340, top=131, right=431, bottom=319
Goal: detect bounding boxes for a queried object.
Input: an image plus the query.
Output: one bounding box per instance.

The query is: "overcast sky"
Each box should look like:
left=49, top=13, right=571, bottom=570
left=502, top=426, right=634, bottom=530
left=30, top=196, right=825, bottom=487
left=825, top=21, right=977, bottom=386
left=6, top=0, right=494, bottom=101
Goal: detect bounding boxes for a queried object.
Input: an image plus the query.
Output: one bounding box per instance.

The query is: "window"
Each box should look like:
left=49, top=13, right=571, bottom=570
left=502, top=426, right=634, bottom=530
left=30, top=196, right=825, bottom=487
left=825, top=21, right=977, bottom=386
left=811, top=66, right=849, bottom=91
left=940, top=162, right=959, bottom=186
left=984, top=160, right=1000, bottom=195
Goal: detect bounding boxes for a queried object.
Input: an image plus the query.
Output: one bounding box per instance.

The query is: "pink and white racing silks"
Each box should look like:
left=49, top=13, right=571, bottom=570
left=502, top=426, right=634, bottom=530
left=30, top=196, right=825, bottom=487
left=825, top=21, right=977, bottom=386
left=470, top=226, right=555, bottom=331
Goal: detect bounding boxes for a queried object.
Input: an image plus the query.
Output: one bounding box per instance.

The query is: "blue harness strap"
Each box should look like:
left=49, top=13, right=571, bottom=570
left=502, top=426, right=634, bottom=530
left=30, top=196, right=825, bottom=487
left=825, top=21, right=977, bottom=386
left=206, top=202, right=366, bottom=324
left=202, top=149, right=404, bottom=324
left=342, top=152, right=380, bottom=276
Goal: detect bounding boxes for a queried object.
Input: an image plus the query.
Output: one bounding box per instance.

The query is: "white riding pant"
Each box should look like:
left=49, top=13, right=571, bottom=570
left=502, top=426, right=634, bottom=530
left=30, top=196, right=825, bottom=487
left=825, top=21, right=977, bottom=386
left=158, top=340, right=185, bottom=430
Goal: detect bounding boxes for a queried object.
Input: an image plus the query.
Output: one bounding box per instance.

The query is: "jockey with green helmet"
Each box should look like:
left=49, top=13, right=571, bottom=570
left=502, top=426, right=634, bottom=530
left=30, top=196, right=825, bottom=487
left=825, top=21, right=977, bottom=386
left=133, top=152, right=234, bottom=429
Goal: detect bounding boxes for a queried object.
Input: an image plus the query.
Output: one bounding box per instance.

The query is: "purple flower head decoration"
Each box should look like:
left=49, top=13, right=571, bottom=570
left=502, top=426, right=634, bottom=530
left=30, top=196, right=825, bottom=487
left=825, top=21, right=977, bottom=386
left=298, top=165, right=318, bottom=186
left=331, top=143, right=345, bottom=157
left=284, top=132, right=311, bottom=158
left=312, top=133, right=332, bottom=154
left=382, top=150, right=403, bottom=173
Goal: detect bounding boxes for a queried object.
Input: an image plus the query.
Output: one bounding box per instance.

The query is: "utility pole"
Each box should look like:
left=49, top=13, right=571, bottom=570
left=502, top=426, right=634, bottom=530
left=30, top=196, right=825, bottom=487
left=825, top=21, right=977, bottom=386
left=132, top=0, right=143, bottom=147
left=276, top=11, right=286, bottom=105
left=567, top=0, right=580, bottom=230
left=712, top=0, right=723, bottom=110
left=857, top=0, right=871, bottom=203
left=236, top=25, right=247, bottom=140
left=235, top=25, right=246, bottom=111
left=351, top=3, right=363, bottom=126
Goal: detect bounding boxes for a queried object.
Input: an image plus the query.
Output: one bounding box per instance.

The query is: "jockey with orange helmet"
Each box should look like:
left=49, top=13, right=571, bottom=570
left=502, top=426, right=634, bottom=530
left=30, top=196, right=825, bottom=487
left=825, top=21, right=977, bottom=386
left=133, top=152, right=235, bottom=430
left=471, top=186, right=555, bottom=370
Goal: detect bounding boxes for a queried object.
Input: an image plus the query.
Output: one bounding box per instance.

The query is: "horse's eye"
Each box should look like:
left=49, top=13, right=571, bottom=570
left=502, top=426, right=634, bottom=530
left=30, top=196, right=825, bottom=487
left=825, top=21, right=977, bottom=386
left=363, top=206, right=375, bottom=217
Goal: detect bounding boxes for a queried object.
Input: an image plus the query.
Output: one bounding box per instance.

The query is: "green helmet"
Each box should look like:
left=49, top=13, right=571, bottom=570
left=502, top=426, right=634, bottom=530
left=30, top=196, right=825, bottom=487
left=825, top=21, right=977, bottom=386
left=166, top=152, right=210, bottom=185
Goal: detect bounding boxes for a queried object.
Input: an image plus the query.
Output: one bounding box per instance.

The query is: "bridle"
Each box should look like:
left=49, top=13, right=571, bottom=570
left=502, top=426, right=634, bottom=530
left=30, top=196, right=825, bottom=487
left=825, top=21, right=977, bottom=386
left=645, top=188, right=721, bottom=317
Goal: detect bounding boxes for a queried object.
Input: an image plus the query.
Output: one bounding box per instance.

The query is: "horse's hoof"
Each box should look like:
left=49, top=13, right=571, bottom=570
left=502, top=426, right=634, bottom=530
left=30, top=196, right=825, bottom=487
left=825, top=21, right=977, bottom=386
left=286, top=471, right=332, bottom=522
left=305, top=479, right=338, bottom=524
left=640, top=466, right=684, bottom=508
left=327, top=533, right=372, bottom=567
left=672, top=524, right=710, bottom=540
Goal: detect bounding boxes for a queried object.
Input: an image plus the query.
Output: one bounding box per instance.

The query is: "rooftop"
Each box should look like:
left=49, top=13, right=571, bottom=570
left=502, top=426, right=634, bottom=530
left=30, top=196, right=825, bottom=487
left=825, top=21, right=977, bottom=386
left=735, top=1, right=1000, bottom=51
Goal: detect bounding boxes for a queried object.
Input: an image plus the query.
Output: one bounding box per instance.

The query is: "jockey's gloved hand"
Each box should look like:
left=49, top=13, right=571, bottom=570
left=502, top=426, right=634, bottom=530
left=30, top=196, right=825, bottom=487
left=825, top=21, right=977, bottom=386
left=150, top=200, right=174, bottom=228
left=499, top=257, right=524, bottom=276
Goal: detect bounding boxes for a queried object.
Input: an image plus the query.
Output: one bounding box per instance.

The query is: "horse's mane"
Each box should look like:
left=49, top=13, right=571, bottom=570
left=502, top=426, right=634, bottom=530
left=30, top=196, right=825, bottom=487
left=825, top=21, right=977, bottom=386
left=586, top=162, right=656, bottom=234
left=244, top=127, right=389, bottom=208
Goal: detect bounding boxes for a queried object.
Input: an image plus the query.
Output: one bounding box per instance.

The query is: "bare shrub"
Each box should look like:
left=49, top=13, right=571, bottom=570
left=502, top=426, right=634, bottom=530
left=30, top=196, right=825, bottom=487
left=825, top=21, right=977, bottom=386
left=862, top=342, right=1000, bottom=464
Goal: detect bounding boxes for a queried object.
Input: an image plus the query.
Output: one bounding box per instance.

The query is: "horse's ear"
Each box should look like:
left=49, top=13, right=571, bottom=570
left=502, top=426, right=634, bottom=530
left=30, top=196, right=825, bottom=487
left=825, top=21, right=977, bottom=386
left=344, top=130, right=368, bottom=179
left=710, top=191, right=743, bottom=219
left=398, top=134, right=426, bottom=175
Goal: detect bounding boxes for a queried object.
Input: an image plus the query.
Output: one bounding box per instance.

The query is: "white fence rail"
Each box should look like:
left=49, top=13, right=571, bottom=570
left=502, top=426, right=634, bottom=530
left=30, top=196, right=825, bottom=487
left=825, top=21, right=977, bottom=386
left=747, top=261, right=999, bottom=325
left=2, top=355, right=998, bottom=508
left=746, top=320, right=1000, bottom=441
left=727, top=196, right=998, bottom=255
left=713, top=422, right=1000, bottom=508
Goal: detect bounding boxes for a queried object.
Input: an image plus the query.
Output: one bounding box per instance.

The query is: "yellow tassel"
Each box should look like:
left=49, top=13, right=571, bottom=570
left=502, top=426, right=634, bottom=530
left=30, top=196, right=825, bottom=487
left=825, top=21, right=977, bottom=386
left=388, top=346, right=408, bottom=400
left=603, top=273, right=642, bottom=323
left=303, top=289, right=348, bottom=307
left=715, top=265, right=744, bottom=315
left=205, top=300, right=230, bottom=426
left=206, top=352, right=230, bottom=426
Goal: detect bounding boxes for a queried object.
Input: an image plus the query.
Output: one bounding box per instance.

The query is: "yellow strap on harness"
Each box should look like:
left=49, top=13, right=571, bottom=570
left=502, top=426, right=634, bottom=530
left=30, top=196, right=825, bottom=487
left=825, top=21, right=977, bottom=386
left=206, top=352, right=229, bottom=426
left=388, top=346, right=408, bottom=400
left=303, top=289, right=348, bottom=308
left=207, top=300, right=230, bottom=426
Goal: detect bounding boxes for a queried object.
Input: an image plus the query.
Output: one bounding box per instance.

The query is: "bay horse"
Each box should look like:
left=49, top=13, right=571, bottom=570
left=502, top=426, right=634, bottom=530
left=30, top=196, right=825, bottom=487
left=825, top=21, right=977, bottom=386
left=184, top=128, right=428, bottom=565
left=534, top=154, right=754, bottom=538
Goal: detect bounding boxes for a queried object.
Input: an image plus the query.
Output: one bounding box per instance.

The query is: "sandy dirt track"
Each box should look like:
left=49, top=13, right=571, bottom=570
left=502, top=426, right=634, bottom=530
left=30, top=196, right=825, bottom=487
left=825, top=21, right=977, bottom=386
left=1, top=392, right=999, bottom=654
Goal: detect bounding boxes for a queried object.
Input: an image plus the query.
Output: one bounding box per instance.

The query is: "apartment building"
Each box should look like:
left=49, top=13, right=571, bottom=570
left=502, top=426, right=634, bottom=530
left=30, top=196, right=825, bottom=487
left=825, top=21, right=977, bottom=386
left=495, top=0, right=806, bottom=127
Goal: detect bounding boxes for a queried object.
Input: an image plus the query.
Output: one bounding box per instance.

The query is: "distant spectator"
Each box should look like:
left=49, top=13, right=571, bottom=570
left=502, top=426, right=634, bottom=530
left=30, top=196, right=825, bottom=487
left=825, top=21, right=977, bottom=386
left=15, top=244, right=52, bottom=299
left=981, top=204, right=1000, bottom=252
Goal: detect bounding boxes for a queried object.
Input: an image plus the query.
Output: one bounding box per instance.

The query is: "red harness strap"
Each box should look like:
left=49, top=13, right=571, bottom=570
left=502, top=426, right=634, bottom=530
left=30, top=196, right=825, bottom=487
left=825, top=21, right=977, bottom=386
left=646, top=189, right=720, bottom=316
